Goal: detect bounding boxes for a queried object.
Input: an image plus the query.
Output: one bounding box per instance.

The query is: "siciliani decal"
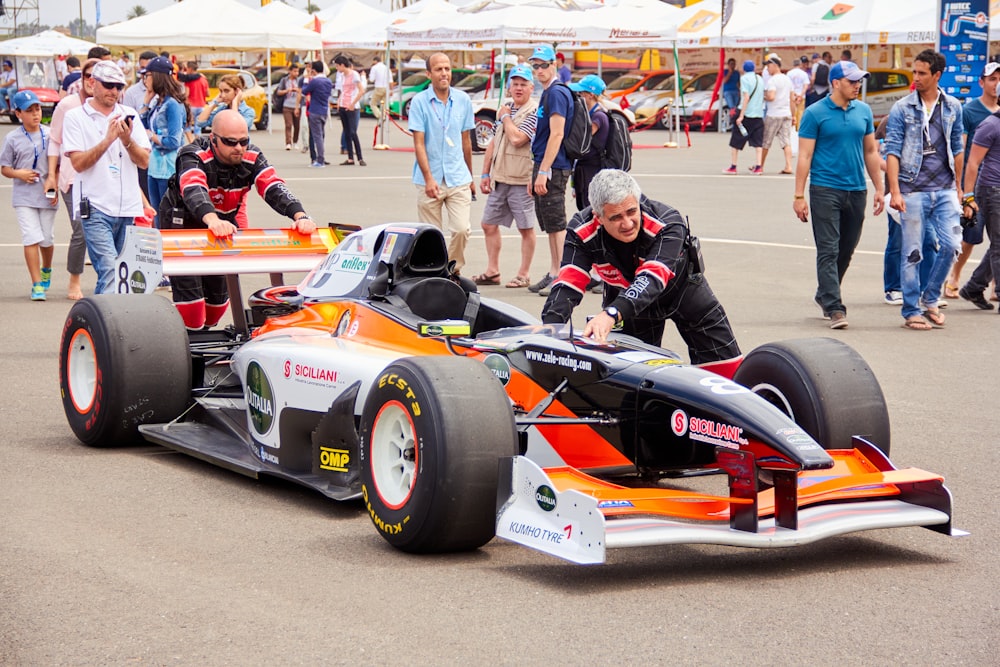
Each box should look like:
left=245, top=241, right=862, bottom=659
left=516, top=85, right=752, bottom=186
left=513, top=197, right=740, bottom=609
left=687, top=416, right=747, bottom=449
left=283, top=359, right=341, bottom=386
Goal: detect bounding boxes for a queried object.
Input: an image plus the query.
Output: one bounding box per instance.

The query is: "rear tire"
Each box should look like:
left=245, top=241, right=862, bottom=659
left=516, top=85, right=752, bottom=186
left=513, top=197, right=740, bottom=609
left=59, top=295, right=191, bottom=447
left=359, top=356, right=517, bottom=553
left=733, top=338, right=890, bottom=454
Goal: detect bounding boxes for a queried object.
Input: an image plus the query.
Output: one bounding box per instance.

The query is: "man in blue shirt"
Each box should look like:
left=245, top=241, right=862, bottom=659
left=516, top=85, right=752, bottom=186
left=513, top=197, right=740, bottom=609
left=409, top=52, right=475, bottom=273
left=794, top=61, right=884, bottom=330
left=301, top=60, right=333, bottom=168
left=528, top=44, right=574, bottom=294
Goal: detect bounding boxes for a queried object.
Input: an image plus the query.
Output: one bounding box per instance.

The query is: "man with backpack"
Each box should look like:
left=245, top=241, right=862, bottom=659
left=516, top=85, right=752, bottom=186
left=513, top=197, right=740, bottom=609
left=527, top=44, right=575, bottom=294
left=807, top=52, right=831, bottom=107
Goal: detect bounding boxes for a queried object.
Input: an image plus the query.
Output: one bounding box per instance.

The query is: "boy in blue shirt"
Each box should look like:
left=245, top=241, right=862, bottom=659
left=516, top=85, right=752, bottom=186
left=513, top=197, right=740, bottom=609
left=1, top=90, right=58, bottom=301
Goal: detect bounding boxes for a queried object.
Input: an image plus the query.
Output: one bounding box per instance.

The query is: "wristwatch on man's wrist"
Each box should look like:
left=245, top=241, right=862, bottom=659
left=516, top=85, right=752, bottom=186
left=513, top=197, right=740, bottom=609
left=604, top=306, right=620, bottom=323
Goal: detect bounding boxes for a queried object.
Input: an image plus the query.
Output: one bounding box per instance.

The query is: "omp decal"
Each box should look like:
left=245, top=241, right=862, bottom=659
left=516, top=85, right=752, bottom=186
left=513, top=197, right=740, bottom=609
left=377, top=372, right=421, bottom=416
left=535, top=485, right=557, bottom=511
left=319, top=446, right=350, bottom=472
left=246, top=361, right=275, bottom=435
left=483, top=354, right=511, bottom=385
left=523, top=349, right=593, bottom=372
left=362, top=483, right=408, bottom=535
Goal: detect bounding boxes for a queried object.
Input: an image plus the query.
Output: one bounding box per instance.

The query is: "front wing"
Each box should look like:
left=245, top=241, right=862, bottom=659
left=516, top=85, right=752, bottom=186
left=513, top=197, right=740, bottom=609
left=496, top=443, right=966, bottom=565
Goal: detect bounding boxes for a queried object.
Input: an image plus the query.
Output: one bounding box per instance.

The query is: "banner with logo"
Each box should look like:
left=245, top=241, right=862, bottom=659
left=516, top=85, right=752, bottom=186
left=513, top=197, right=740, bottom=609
left=937, top=0, right=990, bottom=101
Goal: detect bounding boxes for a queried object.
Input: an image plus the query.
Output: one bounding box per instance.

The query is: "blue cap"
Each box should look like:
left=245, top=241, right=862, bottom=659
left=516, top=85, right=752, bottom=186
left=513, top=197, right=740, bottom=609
left=830, top=61, right=869, bottom=82
left=530, top=44, right=556, bottom=62
left=2, top=60, right=12, bottom=68
left=742, top=60, right=756, bottom=72
left=508, top=63, right=533, bottom=82
left=569, top=73, right=606, bottom=97
left=12, top=90, right=40, bottom=111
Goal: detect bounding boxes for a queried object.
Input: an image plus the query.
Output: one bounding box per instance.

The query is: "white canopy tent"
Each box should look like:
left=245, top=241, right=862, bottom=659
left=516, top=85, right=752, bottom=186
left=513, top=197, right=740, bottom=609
left=0, top=30, right=96, bottom=56
left=319, top=0, right=392, bottom=50
left=96, top=0, right=323, bottom=52
left=671, top=0, right=801, bottom=48
left=259, top=1, right=315, bottom=31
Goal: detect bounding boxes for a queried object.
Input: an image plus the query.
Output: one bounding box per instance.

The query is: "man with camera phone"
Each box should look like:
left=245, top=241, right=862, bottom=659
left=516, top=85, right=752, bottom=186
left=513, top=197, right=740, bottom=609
left=62, top=61, right=150, bottom=294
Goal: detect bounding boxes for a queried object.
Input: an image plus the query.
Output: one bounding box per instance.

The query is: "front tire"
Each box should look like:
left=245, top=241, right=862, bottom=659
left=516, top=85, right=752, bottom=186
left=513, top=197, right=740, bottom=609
left=59, top=295, right=191, bottom=447
left=733, top=338, right=891, bottom=454
left=359, top=356, right=517, bottom=553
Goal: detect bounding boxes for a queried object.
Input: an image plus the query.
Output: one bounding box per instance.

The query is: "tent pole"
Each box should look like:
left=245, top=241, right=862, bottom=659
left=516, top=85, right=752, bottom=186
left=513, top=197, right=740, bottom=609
left=267, top=48, right=273, bottom=134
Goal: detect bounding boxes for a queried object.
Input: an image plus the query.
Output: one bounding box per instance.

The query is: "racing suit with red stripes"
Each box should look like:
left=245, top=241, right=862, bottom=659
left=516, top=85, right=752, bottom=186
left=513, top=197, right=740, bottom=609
left=540, top=196, right=741, bottom=365
left=159, top=136, right=306, bottom=330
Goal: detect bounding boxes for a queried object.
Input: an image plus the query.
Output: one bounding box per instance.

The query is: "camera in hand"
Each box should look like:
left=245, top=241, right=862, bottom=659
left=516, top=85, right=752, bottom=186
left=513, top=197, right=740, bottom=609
left=960, top=209, right=977, bottom=230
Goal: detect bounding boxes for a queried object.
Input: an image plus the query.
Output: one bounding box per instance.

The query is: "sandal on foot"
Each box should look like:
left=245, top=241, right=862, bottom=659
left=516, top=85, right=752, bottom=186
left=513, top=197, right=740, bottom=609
left=944, top=282, right=959, bottom=299
left=923, top=309, right=946, bottom=328
left=902, top=316, right=932, bottom=331
left=505, top=275, right=530, bottom=288
left=472, top=272, right=501, bottom=286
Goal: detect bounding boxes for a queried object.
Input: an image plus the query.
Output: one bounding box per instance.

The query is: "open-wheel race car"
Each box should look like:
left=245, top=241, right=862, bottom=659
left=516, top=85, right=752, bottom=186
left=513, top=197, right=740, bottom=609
left=58, top=223, right=965, bottom=564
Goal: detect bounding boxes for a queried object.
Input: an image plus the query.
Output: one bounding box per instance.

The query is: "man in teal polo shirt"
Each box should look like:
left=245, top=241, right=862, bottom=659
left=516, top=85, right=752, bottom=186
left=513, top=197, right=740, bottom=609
left=793, top=61, right=884, bottom=330
left=409, top=52, right=475, bottom=273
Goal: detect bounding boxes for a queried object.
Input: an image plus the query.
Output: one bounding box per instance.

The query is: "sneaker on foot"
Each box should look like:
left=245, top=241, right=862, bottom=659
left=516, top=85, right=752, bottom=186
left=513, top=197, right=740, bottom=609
left=883, top=290, right=902, bottom=305
left=40, top=267, right=52, bottom=290
left=528, top=273, right=554, bottom=293
left=829, top=311, right=848, bottom=329
left=959, top=284, right=994, bottom=310
left=749, top=165, right=763, bottom=175
left=30, top=282, right=46, bottom=301
left=285, top=143, right=292, bottom=151
left=722, top=164, right=737, bottom=174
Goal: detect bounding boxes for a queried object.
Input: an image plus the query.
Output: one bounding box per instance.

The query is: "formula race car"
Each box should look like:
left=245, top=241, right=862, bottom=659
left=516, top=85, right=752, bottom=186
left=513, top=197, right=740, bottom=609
left=58, top=223, right=965, bottom=564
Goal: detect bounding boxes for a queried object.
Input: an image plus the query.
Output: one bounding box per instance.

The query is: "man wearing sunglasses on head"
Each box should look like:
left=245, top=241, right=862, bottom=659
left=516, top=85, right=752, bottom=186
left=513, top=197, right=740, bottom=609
left=62, top=60, right=151, bottom=295
left=159, top=110, right=317, bottom=330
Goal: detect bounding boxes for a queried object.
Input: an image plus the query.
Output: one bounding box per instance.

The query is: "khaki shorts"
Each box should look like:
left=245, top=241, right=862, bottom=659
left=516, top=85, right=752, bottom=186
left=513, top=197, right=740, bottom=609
left=763, top=115, right=792, bottom=150
left=481, top=182, right=537, bottom=230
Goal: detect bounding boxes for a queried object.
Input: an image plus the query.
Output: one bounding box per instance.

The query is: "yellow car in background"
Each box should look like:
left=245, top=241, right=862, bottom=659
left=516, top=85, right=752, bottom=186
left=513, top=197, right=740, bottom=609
left=200, top=68, right=269, bottom=130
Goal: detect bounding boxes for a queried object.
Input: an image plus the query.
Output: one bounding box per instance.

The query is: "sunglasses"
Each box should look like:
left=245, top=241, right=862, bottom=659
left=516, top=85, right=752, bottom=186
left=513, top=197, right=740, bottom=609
left=97, top=79, right=124, bottom=91
left=213, top=134, right=250, bottom=147
left=531, top=62, right=552, bottom=70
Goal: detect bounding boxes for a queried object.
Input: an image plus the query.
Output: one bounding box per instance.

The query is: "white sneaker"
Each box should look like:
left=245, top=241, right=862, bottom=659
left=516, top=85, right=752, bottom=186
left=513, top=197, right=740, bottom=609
left=285, top=143, right=292, bottom=151
left=883, top=290, right=902, bottom=305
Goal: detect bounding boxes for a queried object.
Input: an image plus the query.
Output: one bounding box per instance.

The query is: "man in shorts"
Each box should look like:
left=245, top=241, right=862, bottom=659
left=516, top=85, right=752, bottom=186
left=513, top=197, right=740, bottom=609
left=528, top=43, right=574, bottom=292
left=472, top=64, right=538, bottom=288
left=760, top=54, right=794, bottom=174
left=724, top=60, right=764, bottom=175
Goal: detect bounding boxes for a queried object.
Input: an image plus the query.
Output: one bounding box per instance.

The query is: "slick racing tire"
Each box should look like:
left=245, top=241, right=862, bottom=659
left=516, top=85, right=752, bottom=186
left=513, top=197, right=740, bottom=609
left=59, top=295, right=191, bottom=447
left=733, top=337, right=891, bottom=454
left=359, top=356, right=517, bottom=554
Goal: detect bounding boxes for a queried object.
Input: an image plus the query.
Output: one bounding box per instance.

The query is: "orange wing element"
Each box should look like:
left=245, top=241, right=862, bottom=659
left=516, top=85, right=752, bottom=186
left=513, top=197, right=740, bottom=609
left=158, top=225, right=355, bottom=277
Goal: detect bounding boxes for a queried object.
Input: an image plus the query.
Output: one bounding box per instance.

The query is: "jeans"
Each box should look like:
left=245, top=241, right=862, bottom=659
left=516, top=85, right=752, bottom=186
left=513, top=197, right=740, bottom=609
left=967, top=185, right=1000, bottom=297
left=883, top=205, right=937, bottom=292
left=308, top=113, right=325, bottom=164
left=809, top=185, right=866, bottom=315
left=898, top=189, right=962, bottom=318
left=147, top=176, right=170, bottom=228
left=82, top=209, right=131, bottom=294
left=0, top=85, right=18, bottom=110
left=340, top=108, right=362, bottom=160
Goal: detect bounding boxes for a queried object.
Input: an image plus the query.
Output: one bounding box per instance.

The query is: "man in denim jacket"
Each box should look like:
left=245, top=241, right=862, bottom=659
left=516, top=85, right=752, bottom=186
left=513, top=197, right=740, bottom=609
left=885, top=49, right=965, bottom=331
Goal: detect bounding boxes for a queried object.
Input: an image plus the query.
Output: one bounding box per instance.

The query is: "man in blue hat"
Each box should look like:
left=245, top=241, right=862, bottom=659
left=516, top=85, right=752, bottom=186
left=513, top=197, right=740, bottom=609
left=567, top=74, right=609, bottom=211
left=527, top=43, right=574, bottom=294
left=0, top=60, right=18, bottom=112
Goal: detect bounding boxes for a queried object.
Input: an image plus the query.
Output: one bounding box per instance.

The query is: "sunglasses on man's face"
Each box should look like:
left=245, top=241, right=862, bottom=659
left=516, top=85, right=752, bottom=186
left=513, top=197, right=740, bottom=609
left=213, top=134, right=250, bottom=147
left=97, top=79, right=124, bottom=91
left=531, top=61, right=551, bottom=70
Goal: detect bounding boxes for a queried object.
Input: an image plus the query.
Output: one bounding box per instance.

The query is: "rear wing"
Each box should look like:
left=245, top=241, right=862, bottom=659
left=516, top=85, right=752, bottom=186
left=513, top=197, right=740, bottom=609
left=114, top=223, right=360, bottom=334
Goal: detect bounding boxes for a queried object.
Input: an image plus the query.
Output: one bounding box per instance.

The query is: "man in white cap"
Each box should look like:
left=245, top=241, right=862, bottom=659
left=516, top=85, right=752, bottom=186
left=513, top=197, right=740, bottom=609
left=472, top=63, right=539, bottom=289
left=61, top=60, right=151, bottom=294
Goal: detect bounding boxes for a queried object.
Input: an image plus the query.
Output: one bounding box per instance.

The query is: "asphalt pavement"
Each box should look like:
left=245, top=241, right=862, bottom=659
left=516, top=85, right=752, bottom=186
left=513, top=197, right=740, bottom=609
left=0, top=116, right=996, bottom=665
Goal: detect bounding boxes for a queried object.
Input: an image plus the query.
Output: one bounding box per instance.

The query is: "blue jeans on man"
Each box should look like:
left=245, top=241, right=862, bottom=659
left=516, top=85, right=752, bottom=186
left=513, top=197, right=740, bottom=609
left=809, top=185, right=867, bottom=315
left=965, top=185, right=1000, bottom=298
left=884, top=208, right=937, bottom=293
left=82, top=209, right=131, bottom=294
left=898, top=189, right=962, bottom=318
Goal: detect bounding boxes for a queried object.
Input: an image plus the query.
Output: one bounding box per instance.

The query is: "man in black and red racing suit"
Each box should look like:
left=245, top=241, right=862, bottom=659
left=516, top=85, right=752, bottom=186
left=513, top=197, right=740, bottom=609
left=159, top=110, right=317, bottom=330
left=540, top=169, right=741, bottom=369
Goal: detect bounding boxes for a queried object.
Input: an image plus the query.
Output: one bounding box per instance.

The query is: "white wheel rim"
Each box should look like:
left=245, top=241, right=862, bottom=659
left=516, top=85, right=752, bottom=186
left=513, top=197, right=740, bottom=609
left=371, top=402, right=417, bottom=509
left=67, top=329, right=98, bottom=414
left=749, top=382, right=795, bottom=420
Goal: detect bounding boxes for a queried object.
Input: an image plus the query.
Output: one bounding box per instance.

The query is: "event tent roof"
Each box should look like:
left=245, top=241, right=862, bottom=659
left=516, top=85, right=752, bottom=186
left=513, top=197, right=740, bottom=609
left=0, top=30, right=97, bottom=57
left=96, top=0, right=323, bottom=51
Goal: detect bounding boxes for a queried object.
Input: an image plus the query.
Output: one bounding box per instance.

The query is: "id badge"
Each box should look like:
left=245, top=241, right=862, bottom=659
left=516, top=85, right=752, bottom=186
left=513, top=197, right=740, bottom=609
left=922, top=141, right=936, bottom=156
left=445, top=136, right=455, bottom=147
